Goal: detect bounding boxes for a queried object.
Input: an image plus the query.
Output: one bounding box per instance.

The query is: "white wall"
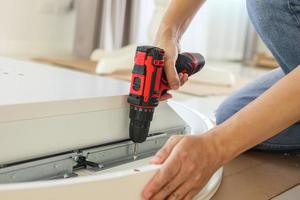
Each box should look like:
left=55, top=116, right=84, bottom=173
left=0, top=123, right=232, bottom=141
left=0, top=0, right=76, bottom=58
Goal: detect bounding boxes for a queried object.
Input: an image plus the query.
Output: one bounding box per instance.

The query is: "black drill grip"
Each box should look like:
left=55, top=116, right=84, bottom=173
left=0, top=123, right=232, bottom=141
left=160, top=52, right=205, bottom=96
left=175, top=53, right=205, bottom=76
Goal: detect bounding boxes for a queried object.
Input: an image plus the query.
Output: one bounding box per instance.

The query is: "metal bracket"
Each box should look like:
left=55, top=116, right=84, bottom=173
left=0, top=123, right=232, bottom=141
left=81, top=127, right=186, bottom=171
left=0, top=126, right=186, bottom=183
left=0, top=153, right=77, bottom=183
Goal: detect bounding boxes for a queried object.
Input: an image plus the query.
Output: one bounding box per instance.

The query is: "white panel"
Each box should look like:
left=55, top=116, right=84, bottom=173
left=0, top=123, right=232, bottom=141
left=0, top=102, right=223, bottom=200
left=0, top=165, right=160, bottom=200
left=0, top=101, right=186, bottom=164
left=0, top=165, right=223, bottom=200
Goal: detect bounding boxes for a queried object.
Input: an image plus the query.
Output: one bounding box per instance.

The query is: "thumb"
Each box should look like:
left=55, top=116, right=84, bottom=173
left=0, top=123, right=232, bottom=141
left=150, top=135, right=184, bottom=164
left=164, top=54, right=180, bottom=90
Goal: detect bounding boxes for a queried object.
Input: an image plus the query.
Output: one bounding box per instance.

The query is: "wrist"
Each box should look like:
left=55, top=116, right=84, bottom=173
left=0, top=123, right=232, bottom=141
left=154, top=23, right=181, bottom=45
left=201, top=126, right=234, bottom=167
left=207, top=123, right=242, bottom=165
left=195, top=132, right=224, bottom=169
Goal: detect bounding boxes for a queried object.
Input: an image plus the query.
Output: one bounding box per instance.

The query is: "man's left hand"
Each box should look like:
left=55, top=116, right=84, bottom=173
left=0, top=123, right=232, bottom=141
left=142, top=134, right=222, bottom=200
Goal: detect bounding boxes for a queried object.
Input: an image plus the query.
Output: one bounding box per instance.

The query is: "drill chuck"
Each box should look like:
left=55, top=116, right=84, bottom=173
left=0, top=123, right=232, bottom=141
left=129, top=105, right=154, bottom=143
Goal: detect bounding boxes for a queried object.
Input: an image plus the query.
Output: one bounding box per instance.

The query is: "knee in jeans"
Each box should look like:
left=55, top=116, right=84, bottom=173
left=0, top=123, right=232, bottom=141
left=247, top=0, right=275, bottom=30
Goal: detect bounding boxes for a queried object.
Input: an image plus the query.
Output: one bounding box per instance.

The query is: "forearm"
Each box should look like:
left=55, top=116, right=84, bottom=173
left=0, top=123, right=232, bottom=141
left=210, top=65, right=300, bottom=164
left=155, top=0, right=206, bottom=42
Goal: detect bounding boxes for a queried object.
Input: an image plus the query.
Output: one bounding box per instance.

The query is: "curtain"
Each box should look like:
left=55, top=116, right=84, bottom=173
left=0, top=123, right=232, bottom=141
left=180, top=0, right=250, bottom=61
left=73, top=0, right=139, bottom=58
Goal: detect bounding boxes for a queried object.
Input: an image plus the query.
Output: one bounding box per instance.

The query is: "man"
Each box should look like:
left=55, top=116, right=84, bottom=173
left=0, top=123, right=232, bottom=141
left=142, top=0, right=300, bottom=199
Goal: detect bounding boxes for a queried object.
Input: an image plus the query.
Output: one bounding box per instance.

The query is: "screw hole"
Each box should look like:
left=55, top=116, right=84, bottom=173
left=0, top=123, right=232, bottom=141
left=133, top=168, right=140, bottom=172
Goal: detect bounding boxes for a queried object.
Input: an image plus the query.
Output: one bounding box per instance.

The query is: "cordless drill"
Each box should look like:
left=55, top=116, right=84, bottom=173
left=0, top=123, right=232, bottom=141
left=127, top=46, right=205, bottom=158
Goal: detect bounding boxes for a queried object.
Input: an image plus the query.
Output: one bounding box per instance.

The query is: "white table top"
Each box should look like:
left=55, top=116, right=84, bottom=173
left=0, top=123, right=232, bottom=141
left=0, top=57, right=129, bottom=105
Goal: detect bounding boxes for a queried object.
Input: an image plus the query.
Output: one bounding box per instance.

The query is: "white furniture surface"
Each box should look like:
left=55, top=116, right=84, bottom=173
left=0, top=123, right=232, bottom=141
left=0, top=56, right=129, bottom=105
left=0, top=101, right=223, bottom=200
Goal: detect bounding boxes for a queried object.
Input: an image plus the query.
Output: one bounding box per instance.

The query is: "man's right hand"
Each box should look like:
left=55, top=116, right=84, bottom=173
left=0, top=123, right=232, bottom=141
left=154, top=35, right=188, bottom=101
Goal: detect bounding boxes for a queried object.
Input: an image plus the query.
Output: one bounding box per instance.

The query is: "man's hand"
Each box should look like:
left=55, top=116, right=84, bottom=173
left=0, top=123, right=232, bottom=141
left=142, top=134, right=222, bottom=200
left=153, top=0, right=206, bottom=99
left=159, top=71, right=188, bottom=101
left=154, top=32, right=188, bottom=101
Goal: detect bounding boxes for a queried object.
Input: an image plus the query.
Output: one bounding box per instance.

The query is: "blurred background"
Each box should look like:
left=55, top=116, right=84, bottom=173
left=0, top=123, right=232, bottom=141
left=0, top=0, right=280, bottom=121
left=0, top=0, right=274, bottom=66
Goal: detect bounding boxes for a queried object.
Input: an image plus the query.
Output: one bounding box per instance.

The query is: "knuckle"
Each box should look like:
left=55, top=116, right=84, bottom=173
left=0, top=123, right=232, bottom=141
left=194, top=174, right=202, bottom=182
left=169, top=135, right=177, bottom=141
left=163, top=167, right=175, bottom=177
left=179, top=151, right=189, bottom=160
left=157, top=148, right=167, bottom=156
left=184, top=135, right=194, bottom=142
left=150, top=182, right=163, bottom=194
left=184, top=195, right=193, bottom=200
left=157, top=149, right=168, bottom=157
left=153, top=194, right=163, bottom=200
left=169, top=192, right=181, bottom=200
left=187, top=164, right=196, bottom=173
left=154, top=150, right=166, bottom=160
left=169, top=135, right=180, bottom=141
left=162, top=184, right=172, bottom=194
left=168, top=135, right=182, bottom=144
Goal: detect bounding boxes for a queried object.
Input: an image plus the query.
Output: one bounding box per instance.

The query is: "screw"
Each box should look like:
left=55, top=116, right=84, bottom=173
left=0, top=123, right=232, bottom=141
left=73, top=156, right=80, bottom=162
left=63, top=174, right=69, bottom=178
left=98, top=164, right=104, bottom=169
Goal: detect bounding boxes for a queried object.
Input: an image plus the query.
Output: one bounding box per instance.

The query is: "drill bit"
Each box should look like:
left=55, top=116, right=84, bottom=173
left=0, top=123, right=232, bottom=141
left=133, top=143, right=138, bottom=161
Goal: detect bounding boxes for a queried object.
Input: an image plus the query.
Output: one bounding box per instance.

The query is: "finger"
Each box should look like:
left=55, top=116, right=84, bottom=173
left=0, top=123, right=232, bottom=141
left=150, top=135, right=183, bottom=164
left=179, top=73, right=188, bottom=86
left=164, top=57, right=180, bottom=90
left=178, top=73, right=185, bottom=86
left=183, top=73, right=188, bottom=83
left=178, top=73, right=183, bottom=80
left=160, top=93, right=173, bottom=101
left=150, top=169, right=187, bottom=200
left=142, top=155, right=181, bottom=200
left=178, top=73, right=183, bottom=85
left=167, top=181, right=195, bottom=200
left=183, top=189, right=200, bottom=200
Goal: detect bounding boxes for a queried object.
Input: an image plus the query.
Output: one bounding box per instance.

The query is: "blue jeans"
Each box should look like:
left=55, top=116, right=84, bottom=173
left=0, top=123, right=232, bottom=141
left=216, top=0, right=300, bottom=152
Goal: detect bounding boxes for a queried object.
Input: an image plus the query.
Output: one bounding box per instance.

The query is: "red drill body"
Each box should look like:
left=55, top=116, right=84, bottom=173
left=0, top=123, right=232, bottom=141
left=127, top=46, right=205, bottom=144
